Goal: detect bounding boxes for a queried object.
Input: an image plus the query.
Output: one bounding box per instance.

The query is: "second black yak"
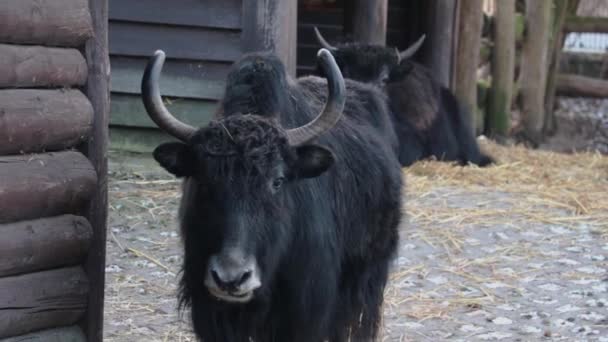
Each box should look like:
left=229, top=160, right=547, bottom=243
left=314, top=28, right=494, bottom=167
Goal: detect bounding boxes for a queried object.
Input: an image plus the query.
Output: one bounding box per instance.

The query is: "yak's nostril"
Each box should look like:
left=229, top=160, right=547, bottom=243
left=210, top=268, right=253, bottom=289
left=239, top=270, right=252, bottom=284
left=211, top=269, right=223, bottom=286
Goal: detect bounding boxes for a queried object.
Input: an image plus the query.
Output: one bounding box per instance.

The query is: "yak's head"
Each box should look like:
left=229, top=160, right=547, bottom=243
left=141, top=49, right=345, bottom=304
left=313, top=27, right=426, bottom=86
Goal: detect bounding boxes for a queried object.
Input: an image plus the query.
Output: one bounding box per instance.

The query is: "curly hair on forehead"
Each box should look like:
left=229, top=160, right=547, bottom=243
left=192, top=115, right=289, bottom=163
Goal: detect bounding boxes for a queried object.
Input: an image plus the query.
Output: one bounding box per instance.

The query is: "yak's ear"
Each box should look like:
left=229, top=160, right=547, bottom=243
left=153, top=142, right=196, bottom=177
left=292, top=144, right=334, bottom=179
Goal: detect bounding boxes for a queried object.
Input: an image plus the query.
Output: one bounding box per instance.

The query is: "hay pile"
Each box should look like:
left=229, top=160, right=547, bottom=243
left=405, top=139, right=608, bottom=237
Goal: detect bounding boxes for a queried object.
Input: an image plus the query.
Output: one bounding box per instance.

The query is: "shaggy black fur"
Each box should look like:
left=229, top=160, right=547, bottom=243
left=153, top=52, right=402, bottom=341
left=319, top=43, right=494, bottom=167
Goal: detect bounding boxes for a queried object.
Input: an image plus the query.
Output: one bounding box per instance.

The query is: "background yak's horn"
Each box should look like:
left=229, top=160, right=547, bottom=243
left=398, top=34, right=426, bottom=62
left=286, top=49, right=346, bottom=146
left=313, top=27, right=338, bottom=51
left=141, top=50, right=196, bottom=142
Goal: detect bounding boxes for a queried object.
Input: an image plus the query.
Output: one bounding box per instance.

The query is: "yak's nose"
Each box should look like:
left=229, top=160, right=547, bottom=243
left=207, top=251, right=259, bottom=293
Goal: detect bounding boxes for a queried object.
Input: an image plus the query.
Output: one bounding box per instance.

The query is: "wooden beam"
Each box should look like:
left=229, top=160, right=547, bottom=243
left=0, top=326, right=85, bottom=342
left=0, top=44, right=87, bottom=88
left=0, top=0, right=93, bottom=47
left=0, top=90, right=94, bottom=155
left=350, top=0, right=388, bottom=45
left=544, top=0, right=571, bottom=135
left=520, top=0, right=552, bottom=143
left=454, top=0, right=484, bottom=134
left=109, top=21, right=242, bottom=62
left=0, top=152, right=97, bottom=224
left=110, top=94, right=215, bottom=128
left=488, top=0, right=516, bottom=137
left=556, top=73, right=608, bottom=97
left=564, top=16, right=608, bottom=33
left=82, top=0, right=110, bottom=340
left=0, top=267, right=88, bottom=339
left=109, top=57, right=228, bottom=100
left=0, top=215, right=92, bottom=277
left=108, top=0, right=242, bottom=30
left=425, top=1, right=458, bottom=88
left=110, top=126, right=177, bottom=153
left=241, top=0, right=298, bottom=77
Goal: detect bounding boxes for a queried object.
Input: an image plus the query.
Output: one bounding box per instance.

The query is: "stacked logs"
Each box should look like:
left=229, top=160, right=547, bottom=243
left=0, top=0, right=107, bottom=341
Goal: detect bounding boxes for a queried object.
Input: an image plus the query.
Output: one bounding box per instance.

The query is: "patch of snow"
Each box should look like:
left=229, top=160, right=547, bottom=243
left=491, top=317, right=513, bottom=325
left=538, top=283, right=562, bottom=292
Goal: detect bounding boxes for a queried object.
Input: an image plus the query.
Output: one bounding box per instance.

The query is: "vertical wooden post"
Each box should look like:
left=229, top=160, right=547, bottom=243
left=488, top=0, right=516, bottom=137
left=425, top=1, right=458, bottom=89
left=242, top=0, right=298, bottom=77
left=350, top=0, right=388, bottom=45
left=454, top=0, right=484, bottom=134
left=544, top=0, right=571, bottom=135
left=82, top=0, right=109, bottom=340
left=520, top=0, right=552, bottom=143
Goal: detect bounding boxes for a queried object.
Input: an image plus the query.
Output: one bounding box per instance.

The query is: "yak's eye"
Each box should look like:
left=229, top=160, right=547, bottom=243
left=271, top=177, right=285, bottom=191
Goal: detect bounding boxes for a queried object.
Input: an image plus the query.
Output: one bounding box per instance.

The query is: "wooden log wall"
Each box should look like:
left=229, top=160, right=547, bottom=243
left=0, top=0, right=108, bottom=341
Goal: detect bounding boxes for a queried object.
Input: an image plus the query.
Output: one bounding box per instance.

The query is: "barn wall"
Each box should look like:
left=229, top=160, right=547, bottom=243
left=108, top=0, right=298, bottom=152
left=108, top=0, right=242, bottom=151
left=0, top=0, right=109, bottom=341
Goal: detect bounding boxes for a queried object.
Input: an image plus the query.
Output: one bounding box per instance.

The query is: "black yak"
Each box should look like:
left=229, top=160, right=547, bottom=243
left=141, top=48, right=402, bottom=341
left=314, top=28, right=494, bottom=167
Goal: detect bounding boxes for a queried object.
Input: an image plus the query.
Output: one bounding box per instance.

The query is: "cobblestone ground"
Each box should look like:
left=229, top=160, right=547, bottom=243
left=104, top=145, right=607, bottom=342
left=383, top=188, right=607, bottom=341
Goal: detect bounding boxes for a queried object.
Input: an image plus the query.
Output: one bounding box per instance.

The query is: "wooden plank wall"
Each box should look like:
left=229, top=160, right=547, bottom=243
left=108, top=0, right=243, bottom=151
left=108, top=0, right=299, bottom=152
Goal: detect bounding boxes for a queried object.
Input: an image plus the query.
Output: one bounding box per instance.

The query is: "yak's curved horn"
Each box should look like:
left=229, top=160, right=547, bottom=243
left=286, top=49, right=346, bottom=146
left=313, top=27, right=338, bottom=52
left=142, top=50, right=196, bottom=142
left=398, top=34, right=426, bottom=62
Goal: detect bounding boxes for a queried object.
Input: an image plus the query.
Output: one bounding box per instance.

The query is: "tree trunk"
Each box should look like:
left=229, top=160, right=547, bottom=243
left=350, top=0, right=388, bottom=45
left=488, top=0, right=516, bottom=137
left=0, top=90, right=94, bottom=155
left=0, top=267, right=88, bottom=338
left=544, top=0, right=571, bottom=135
left=0, top=0, right=93, bottom=47
left=520, top=0, right=552, bottom=143
left=0, top=152, right=97, bottom=224
left=0, top=215, right=92, bottom=277
left=556, top=73, right=608, bottom=97
left=454, top=0, right=484, bottom=134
